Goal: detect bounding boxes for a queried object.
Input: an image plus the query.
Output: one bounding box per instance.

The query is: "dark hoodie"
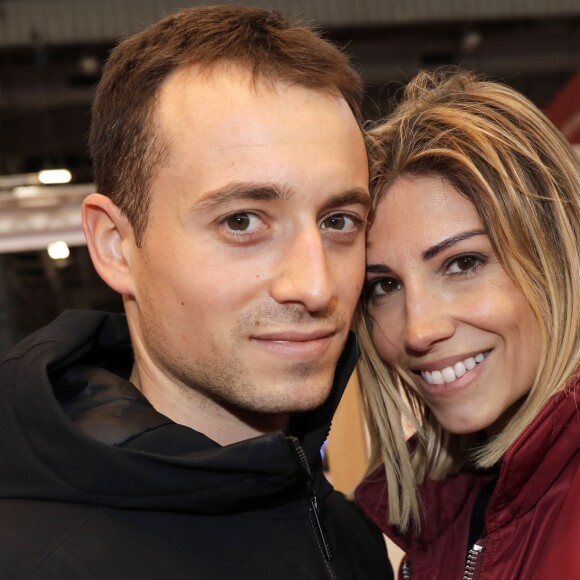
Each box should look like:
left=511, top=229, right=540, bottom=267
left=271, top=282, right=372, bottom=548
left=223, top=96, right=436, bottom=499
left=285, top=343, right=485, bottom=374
left=0, top=310, right=391, bottom=580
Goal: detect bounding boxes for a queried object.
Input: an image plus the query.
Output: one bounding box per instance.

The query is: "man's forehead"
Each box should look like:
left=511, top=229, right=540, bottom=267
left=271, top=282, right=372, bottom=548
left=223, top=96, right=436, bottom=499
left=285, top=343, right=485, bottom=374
left=147, top=60, right=368, bottom=216
left=157, top=61, right=346, bottom=120
left=153, top=63, right=359, bottom=166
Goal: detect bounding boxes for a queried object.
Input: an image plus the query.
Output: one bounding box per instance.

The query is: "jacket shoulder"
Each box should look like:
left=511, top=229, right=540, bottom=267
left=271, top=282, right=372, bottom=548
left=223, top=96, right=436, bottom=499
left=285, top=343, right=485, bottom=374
left=0, top=499, right=101, bottom=578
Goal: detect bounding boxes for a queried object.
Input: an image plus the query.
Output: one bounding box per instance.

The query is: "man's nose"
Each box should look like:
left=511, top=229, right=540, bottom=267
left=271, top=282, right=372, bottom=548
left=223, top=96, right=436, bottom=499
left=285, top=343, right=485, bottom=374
left=403, top=285, right=455, bottom=352
left=270, top=227, right=336, bottom=313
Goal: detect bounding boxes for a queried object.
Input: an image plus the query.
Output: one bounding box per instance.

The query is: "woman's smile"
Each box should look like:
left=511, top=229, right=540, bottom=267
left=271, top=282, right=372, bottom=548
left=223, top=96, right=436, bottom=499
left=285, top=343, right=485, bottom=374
left=417, top=350, right=490, bottom=385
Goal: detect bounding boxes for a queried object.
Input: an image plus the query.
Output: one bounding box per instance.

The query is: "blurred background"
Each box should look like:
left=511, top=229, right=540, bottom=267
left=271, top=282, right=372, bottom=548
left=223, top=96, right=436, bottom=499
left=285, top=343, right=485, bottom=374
left=0, top=0, right=579, bottom=356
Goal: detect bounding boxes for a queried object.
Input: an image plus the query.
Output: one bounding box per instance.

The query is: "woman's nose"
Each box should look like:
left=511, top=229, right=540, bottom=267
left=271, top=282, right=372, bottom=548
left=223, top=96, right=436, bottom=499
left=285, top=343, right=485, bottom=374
left=403, top=286, right=455, bottom=352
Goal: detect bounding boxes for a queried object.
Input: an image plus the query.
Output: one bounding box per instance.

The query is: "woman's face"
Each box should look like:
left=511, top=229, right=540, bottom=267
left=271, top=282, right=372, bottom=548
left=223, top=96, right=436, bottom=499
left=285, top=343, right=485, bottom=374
left=366, top=175, right=542, bottom=434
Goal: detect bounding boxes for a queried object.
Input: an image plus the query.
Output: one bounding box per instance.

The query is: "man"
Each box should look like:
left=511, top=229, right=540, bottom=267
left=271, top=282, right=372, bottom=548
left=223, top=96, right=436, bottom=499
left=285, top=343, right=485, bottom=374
left=0, top=6, right=391, bottom=579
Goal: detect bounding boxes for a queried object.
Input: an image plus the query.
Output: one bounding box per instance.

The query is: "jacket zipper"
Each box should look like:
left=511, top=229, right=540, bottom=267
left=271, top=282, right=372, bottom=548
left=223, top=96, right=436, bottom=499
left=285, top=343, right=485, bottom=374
left=463, top=542, right=484, bottom=580
left=400, top=558, right=412, bottom=580
left=290, top=438, right=336, bottom=578
left=399, top=540, right=484, bottom=580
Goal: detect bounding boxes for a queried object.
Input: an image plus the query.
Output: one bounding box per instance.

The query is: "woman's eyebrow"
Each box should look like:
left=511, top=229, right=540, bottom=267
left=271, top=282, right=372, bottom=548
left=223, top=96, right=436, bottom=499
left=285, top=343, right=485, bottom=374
left=423, top=230, right=486, bottom=261
left=366, top=264, right=392, bottom=274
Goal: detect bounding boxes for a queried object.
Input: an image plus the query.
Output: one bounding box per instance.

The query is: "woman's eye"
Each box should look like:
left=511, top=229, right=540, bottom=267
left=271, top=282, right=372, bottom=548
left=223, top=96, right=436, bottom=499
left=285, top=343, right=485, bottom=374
left=367, top=277, right=402, bottom=299
left=224, top=212, right=260, bottom=232
left=320, top=213, right=361, bottom=232
left=446, top=254, right=483, bottom=275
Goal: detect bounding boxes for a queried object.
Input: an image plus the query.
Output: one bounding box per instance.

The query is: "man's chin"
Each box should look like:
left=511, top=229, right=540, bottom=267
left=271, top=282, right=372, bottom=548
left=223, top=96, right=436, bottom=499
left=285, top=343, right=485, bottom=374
left=266, top=380, right=334, bottom=414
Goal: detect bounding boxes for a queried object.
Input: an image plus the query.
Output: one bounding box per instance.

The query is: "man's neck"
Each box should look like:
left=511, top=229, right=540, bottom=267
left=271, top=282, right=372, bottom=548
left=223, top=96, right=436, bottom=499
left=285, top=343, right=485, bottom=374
left=129, top=364, right=290, bottom=446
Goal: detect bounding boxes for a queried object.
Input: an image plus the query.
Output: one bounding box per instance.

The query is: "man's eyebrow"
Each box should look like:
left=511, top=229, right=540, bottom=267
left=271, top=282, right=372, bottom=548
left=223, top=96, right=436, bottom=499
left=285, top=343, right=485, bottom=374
left=423, top=229, right=487, bottom=261
left=192, top=183, right=371, bottom=212
left=323, top=188, right=371, bottom=212
left=193, top=182, right=289, bottom=211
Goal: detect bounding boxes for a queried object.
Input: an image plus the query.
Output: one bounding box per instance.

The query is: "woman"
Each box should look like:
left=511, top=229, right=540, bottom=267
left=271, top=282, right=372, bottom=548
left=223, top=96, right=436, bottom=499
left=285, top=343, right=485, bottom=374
left=355, top=68, right=580, bottom=579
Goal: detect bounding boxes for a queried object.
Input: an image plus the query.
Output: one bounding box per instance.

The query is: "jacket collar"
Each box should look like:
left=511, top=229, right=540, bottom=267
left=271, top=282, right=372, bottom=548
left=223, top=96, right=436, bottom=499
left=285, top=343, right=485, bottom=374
left=3, top=310, right=358, bottom=513
left=486, top=380, right=580, bottom=530
left=356, top=378, right=580, bottom=548
left=48, top=310, right=358, bottom=463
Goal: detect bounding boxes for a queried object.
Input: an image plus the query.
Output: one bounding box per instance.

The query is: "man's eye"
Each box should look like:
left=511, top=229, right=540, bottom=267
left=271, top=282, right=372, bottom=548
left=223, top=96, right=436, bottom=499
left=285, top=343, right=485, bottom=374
left=446, top=254, right=484, bottom=275
left=225, top=213, right=258, bottom=232
left=320, top=213, right=361, bottom=231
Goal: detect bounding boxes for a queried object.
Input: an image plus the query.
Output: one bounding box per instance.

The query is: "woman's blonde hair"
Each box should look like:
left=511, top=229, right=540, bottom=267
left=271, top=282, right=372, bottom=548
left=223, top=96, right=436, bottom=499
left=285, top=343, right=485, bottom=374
left=358, top=68, right=580, bottom=532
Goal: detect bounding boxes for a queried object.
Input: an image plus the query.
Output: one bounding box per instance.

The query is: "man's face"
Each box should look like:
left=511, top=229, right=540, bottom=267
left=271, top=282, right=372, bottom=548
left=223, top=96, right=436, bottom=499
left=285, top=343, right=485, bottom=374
left=124, top=66, right=369, bottom=432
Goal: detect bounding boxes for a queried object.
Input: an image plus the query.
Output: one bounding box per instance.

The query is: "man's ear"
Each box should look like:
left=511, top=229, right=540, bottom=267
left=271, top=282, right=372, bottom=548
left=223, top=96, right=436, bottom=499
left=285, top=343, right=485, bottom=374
left=82, top=193, right=137, bottom=296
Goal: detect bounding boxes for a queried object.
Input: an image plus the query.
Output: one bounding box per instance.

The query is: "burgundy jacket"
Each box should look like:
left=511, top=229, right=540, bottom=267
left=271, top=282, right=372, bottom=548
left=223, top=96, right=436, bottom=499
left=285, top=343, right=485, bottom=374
left=356, top=380, right=580, bottom=579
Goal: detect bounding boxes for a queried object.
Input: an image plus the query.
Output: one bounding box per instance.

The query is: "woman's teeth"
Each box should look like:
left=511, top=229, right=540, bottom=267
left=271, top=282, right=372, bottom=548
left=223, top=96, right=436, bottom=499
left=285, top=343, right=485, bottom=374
left=421, top=352, right=487, bottom=385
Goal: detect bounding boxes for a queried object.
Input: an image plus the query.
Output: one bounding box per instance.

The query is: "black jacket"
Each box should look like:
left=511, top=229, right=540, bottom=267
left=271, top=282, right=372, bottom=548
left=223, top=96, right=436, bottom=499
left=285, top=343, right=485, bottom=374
left=0, top=310, right=391, bottom=579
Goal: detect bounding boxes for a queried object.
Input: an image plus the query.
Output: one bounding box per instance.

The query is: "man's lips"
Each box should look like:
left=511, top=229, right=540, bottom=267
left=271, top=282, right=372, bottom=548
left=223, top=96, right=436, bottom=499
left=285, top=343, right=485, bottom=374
left=250, top=329, right=339, bottom=357
left=251, top=329, right=337, bottom=342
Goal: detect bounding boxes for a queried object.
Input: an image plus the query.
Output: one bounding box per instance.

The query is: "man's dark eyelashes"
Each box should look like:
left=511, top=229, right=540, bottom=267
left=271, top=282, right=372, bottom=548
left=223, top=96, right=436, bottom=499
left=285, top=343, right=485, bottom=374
left=219, top=210, right=366, bottom=228
left=324, top=212, right=366, bottom=228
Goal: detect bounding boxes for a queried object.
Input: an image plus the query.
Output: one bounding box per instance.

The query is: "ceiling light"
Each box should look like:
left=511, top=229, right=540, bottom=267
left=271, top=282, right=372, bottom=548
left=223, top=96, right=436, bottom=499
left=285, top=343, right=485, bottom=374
left=38, top=169, right=72, bottom=185
left=47, top=240, right=70, bottom=260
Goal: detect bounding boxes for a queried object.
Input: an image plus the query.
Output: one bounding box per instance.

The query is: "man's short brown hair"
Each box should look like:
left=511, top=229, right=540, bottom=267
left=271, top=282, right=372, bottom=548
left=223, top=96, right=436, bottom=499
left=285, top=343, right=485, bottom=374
left=89, top=4, right=364, bottom=245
